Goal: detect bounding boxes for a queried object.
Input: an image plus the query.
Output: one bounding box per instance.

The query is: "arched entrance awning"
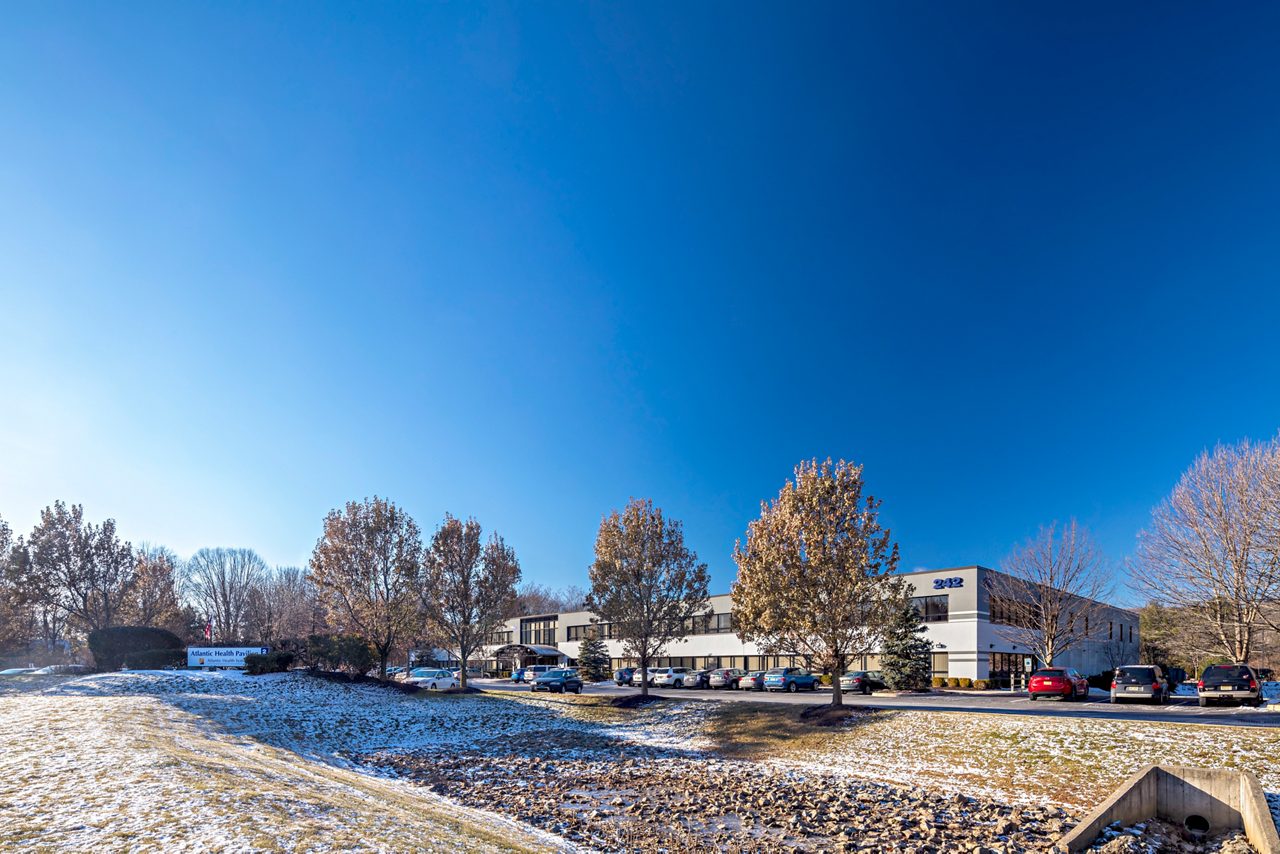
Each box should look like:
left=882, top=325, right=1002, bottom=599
left=491, top=643, right=569, bottom=665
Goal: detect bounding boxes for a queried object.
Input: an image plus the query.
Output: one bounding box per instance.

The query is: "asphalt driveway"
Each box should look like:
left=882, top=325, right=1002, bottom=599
left=478, top=679, right=1280, bottom=728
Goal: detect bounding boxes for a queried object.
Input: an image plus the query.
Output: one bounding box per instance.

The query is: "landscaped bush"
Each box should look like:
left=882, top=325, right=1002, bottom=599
left=122, top=648, right=185, bottom=670
left=88, top=626, right=184, bottom=672
left=305, top=634, right=376, bottom=675
left=819, top=674, right=833, bottom=686
left=946, top=677, right=961, bottom=689
left=973, top=679, right=989, bottom=690
left=958, top=678, right=973, bottom=689
left=245, top=651, right=295, bottom=675
left=931, top=676, right=945, bottom=688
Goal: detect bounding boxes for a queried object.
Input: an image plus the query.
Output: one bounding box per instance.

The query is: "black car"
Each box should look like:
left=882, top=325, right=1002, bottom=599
left=1198, top=663, right=1264, bottom=707
left=614, top=667, right=636, bottom=686
left=533, top=668, right=584, bottom=694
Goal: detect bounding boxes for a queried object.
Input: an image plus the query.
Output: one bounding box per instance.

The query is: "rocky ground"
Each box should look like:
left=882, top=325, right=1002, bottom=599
left=365, top=750, right=1077, bottom=852
left=1089, top=818, right=1254, bottom=853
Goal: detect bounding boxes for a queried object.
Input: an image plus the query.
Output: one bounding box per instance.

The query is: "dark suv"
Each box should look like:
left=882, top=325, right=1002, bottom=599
left=1110, top=665, right=1169, bottom=704
left=1198, top=664, right=1264, bottom=707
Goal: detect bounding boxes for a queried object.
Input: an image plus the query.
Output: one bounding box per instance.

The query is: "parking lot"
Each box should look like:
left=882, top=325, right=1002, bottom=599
left=480, top=679, right=1280, bottom=727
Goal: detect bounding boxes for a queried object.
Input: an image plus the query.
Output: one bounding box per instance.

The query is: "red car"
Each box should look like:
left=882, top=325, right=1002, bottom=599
left=1028, top=667, right=1088, bottom=701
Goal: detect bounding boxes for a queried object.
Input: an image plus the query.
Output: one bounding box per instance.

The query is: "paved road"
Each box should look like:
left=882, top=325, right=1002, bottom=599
left=478, top=679, right=1280, bottom=728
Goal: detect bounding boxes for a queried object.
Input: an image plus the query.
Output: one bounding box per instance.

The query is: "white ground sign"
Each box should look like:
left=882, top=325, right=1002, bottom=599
left=187, top=647, right=269, bottom=668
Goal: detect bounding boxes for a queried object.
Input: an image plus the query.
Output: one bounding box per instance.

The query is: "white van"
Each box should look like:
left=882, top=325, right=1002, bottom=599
left=523, top=665, right=554, bottom=683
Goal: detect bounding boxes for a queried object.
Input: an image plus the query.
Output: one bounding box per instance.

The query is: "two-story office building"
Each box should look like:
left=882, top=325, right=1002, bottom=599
left=479, top=565, right=1138, bottom=686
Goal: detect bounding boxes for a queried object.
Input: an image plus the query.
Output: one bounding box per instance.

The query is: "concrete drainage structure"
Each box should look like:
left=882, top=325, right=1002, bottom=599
left=1056, top=765, right=1280, bottom=853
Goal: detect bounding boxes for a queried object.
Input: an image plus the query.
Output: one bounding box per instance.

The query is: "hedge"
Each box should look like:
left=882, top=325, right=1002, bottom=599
left=931, top=676, right=945, bottom=688
left=973, top=679, right=990, bottom=690
left=88, top=626, right=183, bottom=672
left=123, top=648, right=185, bottom=670
left=245, top=651, right=295, bottom=675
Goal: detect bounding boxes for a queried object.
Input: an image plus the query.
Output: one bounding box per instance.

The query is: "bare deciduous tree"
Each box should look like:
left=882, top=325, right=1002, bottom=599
left=510, top=582, right=588, bottom=617
left=27, top=502, right=135, bottom=634
left=245, top=566, right=318, bottom=646
left=1133, top=437, right=1280, bottom=663
left=419, top=515, right=521, bottom=688
left=309, top=497, right=421, bottom=678
left=732, top=459, right=905, bottom=708
left=121, top=544, right=184, bottom=634
left=588, top=498, right=710, bottom=699
left=184, top=547, right=267, bottom=643
left=987, top=520, right=1112, bottom=667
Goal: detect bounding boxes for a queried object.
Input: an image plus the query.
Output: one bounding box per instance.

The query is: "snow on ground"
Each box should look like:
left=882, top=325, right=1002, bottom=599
left=0, top=672, right=569, bottom=852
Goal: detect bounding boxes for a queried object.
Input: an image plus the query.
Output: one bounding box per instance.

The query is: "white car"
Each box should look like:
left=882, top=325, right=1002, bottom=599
left=630, top=667, right=660, bottom=687
left=405, top=668, right=458, bottom=690
left=651, top=667, right=691, bottom=688
left=0, top=668, right=37, bottom=676
left=451, top=667, right=486, bottom=681
left=523, top=665, right=554, bottom=683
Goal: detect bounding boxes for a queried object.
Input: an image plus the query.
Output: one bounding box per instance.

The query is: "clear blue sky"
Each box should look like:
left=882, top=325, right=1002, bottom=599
left=2, top=4, right=1278, bottom=602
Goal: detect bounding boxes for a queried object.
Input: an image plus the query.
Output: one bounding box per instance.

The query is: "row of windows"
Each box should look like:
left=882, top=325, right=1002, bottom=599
left=987, top=596, right=1136, bottom=643
left=566, top=612, right=738, bottom=642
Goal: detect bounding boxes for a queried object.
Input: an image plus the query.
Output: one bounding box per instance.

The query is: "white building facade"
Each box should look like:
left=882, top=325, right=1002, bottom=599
left=480, top=565, right=1138, bottom=686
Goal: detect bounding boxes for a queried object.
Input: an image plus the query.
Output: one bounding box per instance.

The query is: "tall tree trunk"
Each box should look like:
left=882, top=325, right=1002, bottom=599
left=639, top=653, right=648, bottom=698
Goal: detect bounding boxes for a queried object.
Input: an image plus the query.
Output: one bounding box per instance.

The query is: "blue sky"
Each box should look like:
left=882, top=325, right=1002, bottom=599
left=2, top=4, right=1278, bottom=602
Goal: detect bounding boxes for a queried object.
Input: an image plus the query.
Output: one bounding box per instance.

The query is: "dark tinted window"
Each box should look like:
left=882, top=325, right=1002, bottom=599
left=1119, top=667, right=1155, bottom=679
left=1206, top=665, right=1251, bottom=678
left=1033, top=669, right=1065, bottom=677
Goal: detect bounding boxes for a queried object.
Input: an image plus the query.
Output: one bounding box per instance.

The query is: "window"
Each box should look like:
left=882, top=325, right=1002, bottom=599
left=1109, top=621, right=1114, bottom=640
left=911, top=595, right=949, bottom=623
left=566, top=623, right=613, bottom=641
left=930, top=652, right=948, bottom=679
left=486, top=630, right=512, bottom=645
left=520, top=617, right=557, bottom=646
left=1128, top=624, right=1133, bottom=644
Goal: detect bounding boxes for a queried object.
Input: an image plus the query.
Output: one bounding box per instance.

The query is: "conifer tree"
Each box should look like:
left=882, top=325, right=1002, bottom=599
left=880, top=601, right=934, bottom=691
left=575, top=620, right=611, bottom=682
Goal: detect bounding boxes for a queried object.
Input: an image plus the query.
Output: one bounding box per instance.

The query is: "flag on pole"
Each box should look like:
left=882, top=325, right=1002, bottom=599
left=204, top=622, right=212, bottom=641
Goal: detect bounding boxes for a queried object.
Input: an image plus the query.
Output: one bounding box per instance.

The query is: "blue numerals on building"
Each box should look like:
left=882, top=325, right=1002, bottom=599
left=932, top=577, right=964, bottom=590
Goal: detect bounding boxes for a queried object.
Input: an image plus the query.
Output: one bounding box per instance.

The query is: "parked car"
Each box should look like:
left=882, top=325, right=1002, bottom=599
left=763, top=667, right=819, bottom=693
left=31, top=664, right=92, bottom=676
left=738, top=671, right=766, bottom=691
left=0, top=668, right=37, bottom=676
left=838, top=670, right=884, bottom=695
left=1028, top=667, right=1088, bottom=701
left=511, top=667, right=529, bottom=683
left=651, top=667, right=692, bottom=688
left=405, top=668, right=458, bottom=690
left=523, top=665, right=555, bottom=683
left=1110, top=665, right=1170, bottom=704
left=707, top=668, right=746, bottom=689
left=630, top=667, right=660, bottom=687
left=532, top=668, right=584, bottom=694
left=613, top=667, right=637, bottom=686
left=451, top=667, right=486, bottom=681
left=1197, top=663, right=1264, bottom=707
left=684, top=669, right=713, bottom=689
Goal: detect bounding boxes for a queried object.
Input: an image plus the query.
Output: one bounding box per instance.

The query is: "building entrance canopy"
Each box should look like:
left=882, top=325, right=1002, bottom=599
left=491, top=643, right=569, bottom=665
